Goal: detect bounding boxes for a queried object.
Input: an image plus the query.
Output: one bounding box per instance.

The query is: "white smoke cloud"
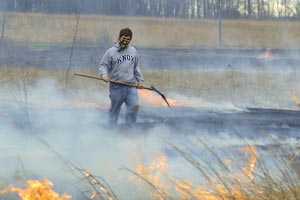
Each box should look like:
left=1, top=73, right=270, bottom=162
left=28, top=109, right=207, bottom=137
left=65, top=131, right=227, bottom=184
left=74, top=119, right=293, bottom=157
left=0, top=76, right=300, bottom=199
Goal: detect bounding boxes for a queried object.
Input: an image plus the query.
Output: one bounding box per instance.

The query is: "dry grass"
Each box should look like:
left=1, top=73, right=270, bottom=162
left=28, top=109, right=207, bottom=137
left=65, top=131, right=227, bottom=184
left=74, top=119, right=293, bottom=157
left=0, top=66, right=103, bottom=92
left=2, top=12, right=300, bottom=48
left=0, top=66, right=250, bottom=93
left=158, top=139, right=300, bottom=200
left=1, top=12, right=300, bottom=198
left=1, top=66, right=297, bottom=103
left=1, top=67, right=300, bottom=199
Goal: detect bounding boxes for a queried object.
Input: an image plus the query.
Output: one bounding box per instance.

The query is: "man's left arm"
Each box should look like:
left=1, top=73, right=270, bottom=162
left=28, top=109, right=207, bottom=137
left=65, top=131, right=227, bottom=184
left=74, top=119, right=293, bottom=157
left=133, top=55, right=144, bottom=88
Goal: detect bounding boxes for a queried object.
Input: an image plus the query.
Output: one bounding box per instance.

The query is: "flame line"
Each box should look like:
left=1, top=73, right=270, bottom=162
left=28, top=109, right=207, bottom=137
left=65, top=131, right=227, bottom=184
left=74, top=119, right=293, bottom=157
left=74, top=73, right=170, bottom=107
left=120, top=165, right=174, bottom=200
left=0, top=112, right=119, bottom=200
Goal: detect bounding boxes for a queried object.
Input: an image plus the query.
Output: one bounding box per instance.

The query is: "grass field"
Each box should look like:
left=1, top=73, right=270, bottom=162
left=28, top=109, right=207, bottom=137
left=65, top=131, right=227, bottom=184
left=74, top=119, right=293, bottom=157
left=1, top=12, right=300, bottom=200
left=1, top=65, right=299, bottom=110
left=1, top=12, right=300, bottom=48
left=1, top=12, right=299, bottom=109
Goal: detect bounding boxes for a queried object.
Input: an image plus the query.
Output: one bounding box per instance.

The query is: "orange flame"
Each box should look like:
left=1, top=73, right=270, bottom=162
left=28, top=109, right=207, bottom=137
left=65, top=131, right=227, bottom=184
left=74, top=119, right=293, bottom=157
left=0, top=178, right=71, bottom=200
left=238, top=145, right=257, bottom=180
left=131, top=145, right=258, bottom=199
left=263, top=48, right=272, bottom=59
left=138, top=90, right=187, bottom=107
left=74, top=98, right=107, bottom=110
left=289, top=91, right=300, bottom=106
left=73, top=90, right=188, bottom=109
left=132, top=153, right=169, bottom=199
left=135, top=153, right=168, bottom=186
left=171, top=145, right=257, bottom=200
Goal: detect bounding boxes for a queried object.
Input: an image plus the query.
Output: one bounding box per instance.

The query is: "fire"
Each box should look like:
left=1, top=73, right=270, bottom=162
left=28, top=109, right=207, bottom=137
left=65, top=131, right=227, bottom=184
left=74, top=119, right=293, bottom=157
left=74, top=167, right=117, bottom=200
left=73, top=90, right=188, bottom=109
left=0, top=178, right=71, bottom=200
left=132, top=153, right=169, bottom=199
left=74, top=98, right=107, bottom=110
left=138, top=90, right=187, bottom=107
left=263, top=48, right=272, bottom=59
left=131, top=145, right=258, bottom=199
left=238, top=145, right=257, bottom=180
left=147, top=154, right=169, bottom=186
left=289, top=90, right=300, bottom=106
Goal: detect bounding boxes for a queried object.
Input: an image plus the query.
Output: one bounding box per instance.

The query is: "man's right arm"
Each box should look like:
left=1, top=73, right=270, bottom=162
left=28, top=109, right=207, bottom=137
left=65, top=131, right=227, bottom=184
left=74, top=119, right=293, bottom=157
left=99, top=50, right=110, bottom=82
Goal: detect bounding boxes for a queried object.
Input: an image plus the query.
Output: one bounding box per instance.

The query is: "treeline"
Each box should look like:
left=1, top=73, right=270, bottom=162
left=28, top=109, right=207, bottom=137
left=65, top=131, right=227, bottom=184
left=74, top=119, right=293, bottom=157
left=1, top=0, right=299, bottom=19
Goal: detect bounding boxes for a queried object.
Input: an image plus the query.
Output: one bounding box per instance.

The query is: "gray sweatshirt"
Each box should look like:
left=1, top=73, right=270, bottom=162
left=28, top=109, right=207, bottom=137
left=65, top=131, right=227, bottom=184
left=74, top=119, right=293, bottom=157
left=99, top=42, right=144, bottom=84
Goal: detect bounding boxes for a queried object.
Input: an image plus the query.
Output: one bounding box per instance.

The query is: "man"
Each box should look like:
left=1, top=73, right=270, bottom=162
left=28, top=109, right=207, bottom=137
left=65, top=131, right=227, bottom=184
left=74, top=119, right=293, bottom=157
left=99, top=28, right=144, bottom=127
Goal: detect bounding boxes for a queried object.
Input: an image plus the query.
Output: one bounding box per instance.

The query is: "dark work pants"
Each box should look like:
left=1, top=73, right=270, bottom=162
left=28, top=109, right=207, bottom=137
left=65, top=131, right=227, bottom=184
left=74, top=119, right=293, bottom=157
left=108, top=84, right=139, bottom=127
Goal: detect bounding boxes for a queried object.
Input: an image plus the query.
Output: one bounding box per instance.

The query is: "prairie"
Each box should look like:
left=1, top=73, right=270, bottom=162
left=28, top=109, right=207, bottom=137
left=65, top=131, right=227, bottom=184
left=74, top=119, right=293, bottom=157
left=1, top=12, right=300, bottom=48
left=1, top=13, right=300, bottom=109
left=1, top=12, right=300, bottom=200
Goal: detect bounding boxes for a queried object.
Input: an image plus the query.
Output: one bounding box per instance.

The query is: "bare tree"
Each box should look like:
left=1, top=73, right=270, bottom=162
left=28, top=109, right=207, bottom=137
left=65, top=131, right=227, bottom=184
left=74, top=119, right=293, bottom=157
left=276, top=0, right=283, bottom=18
left=218, top=0, right=223, bottom=46
left=1, top=11, right=6, bottom=40
left=2, top=0, right=300, bottom=20
left=197, top=0, right=202, bottom=17
left=248, top=0, right=252, bottom=17
left=284, top=0, right=289, bottom=18
left=296, top=0, right=300, bottom=18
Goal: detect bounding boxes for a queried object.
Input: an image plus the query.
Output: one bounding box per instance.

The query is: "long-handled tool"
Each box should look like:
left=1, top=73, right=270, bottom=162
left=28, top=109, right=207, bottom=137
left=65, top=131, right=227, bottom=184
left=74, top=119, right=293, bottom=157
left=74, top=73, right=170, bottom=107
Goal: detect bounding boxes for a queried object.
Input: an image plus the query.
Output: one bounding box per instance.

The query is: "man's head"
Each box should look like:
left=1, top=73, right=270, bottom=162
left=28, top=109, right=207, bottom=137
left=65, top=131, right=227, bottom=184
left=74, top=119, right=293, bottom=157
left=119, top=28, right=132, bottom=39
left=118, top=28, right=132, bottom=50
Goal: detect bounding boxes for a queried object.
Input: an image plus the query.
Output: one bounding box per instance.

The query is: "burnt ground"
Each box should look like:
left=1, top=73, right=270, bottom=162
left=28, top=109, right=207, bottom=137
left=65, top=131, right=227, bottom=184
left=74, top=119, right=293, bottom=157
left=121, top=106, right=300, bottom=140
left=2, top=103, right=300, bottom=198
left=1, top=40, right=300, bottom=139
left=1, top=41, right=300, bottom=199
left=1, top=42, right=300, bottom=196
left=4, top=104, right=299, bottom=140
left=1, top=40, right=300, bottom=70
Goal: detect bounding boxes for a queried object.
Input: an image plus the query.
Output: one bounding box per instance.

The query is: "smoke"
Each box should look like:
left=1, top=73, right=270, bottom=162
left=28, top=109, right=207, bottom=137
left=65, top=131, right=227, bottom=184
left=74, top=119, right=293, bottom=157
left=0, top=67, right=300, bottom=199
left=0, top=78, right=196, bottom=197
left=1, top=10, right=300, bottom=199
